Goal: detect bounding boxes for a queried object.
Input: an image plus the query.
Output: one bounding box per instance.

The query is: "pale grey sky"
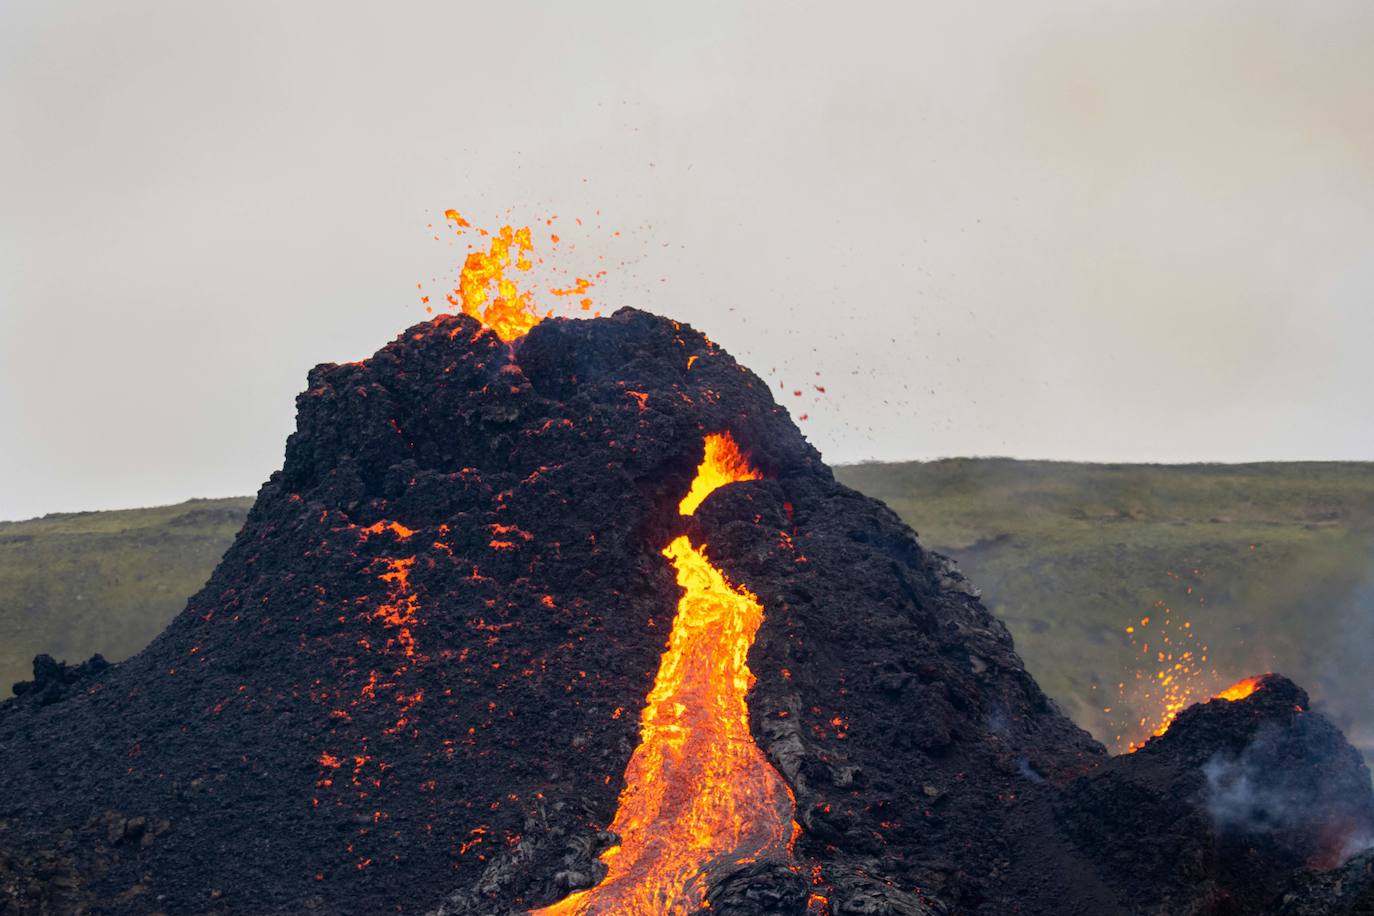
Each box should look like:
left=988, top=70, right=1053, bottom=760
left=2, top=1, right=1372, bottom=521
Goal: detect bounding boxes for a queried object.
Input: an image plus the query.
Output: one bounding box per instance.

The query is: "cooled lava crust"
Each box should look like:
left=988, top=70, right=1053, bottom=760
left=1, top=310, right=1370, bottom=916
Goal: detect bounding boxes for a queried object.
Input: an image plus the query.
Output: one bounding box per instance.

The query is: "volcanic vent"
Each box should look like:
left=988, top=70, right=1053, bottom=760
left=2, top=309, right=1372, bottom=916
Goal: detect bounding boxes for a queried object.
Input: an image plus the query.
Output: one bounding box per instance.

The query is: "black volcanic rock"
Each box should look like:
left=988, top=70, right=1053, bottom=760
left=1271, top=848, right=1374, bottom=915
left=11, top=653, right=109, bottom=706
left=1, top=310, right=1370, bottom=916
left=1057, top=675, right=1374, bottom=915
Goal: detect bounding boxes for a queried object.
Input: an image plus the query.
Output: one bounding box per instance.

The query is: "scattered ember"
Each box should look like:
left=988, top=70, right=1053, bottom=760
left=1104, top=566, right=1268, bottom=753
left=314, top=519, right=429, bottom=839
left=533, top=432, right=794, bottom=915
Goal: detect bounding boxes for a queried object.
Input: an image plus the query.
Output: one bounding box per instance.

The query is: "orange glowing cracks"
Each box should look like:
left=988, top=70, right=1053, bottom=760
left=1214, top=674, right=1265, bottom=703
left=533, top=434, right=793, bottom=915
left=677, top=432, right=764, bottom=516
left=361, top=520, right=416, bottom=540
left=372, top=557, right=420, bottom=659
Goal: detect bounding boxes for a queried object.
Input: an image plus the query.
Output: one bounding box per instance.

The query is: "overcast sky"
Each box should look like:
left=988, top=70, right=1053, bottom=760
left=2, top=1, right=1372, bottom=521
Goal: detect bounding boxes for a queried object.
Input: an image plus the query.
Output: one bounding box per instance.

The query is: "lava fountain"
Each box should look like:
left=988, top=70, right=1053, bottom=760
left=428, top=209, right=606, bottom=341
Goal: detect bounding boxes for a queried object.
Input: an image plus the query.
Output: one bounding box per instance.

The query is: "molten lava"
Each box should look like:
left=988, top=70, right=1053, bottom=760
left=677, top=432, right=764, bottom=516
left=1126, top=674, right=1269, bottom=753
left=1214, top=674, right=1265, bottom=702
left=1107, top=570, right=1240, bottom=753
left=445, top=212, right=540, bottom=342
left=432, top=209, right=608, bottom=341
left=533, top=432, right=794, bottom=915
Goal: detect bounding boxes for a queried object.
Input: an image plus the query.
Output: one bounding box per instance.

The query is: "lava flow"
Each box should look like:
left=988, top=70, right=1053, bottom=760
left=7, top=305, right=1373, bottom=916
left=534, top=432, right=795, bottom=916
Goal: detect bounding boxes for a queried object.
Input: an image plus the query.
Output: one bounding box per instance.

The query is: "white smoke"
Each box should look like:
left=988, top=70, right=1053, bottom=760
left=1203, top=722, right=1374, bottom=867
left=1204, top=729, right=1304, bottom=835
left=1316, top=563, right=1374, bottom=769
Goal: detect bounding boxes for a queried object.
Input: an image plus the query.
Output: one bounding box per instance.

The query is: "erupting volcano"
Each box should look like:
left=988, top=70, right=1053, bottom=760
left=2, top=248, right=1372, bottom=914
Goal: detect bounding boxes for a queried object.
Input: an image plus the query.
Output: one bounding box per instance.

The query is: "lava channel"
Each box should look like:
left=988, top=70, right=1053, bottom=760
left=533, top=432, right=795, bottom=915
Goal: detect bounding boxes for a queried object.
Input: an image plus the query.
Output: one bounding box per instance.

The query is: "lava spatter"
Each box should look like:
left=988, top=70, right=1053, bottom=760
left=534, top=432, right=795, bottom=915
left=446, top=216, right=539, bottom=342
left=431, top=210, right=609, bottom=341
left=1126, top=673, right=1273, bottom=753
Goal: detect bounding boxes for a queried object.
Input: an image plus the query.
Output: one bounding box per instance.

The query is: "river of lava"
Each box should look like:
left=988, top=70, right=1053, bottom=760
left=533, top=432, right=795, bottom=915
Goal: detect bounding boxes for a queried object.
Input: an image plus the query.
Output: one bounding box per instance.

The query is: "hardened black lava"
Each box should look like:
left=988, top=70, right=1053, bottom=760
left=2, top=310, right=1370, bottom=916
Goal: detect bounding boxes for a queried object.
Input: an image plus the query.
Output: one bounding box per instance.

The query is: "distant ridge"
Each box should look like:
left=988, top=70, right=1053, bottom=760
left=0, top=496, right=253, bottom=694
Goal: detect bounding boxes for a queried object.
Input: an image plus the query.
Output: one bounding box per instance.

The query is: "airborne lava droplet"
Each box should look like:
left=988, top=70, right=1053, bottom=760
left=533, top=432, right=795, bottom=915
left=1131, top=674, right=1270, bottom=752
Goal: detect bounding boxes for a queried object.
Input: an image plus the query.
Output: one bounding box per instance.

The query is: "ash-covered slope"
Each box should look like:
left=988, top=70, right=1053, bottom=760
left=1, top=309, right=1369, bottom=916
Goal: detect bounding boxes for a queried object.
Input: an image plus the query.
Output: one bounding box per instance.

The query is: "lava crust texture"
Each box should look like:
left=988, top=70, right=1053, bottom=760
left=2, top=310, right=1370, bottom=916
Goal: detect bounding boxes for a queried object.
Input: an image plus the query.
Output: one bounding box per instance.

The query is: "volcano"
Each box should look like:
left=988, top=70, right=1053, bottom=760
left=2, top=309, right=1372, bottom=916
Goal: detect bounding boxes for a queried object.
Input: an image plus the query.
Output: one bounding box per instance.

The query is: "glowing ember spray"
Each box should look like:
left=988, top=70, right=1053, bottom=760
left=1122, top=674, right=1270, bottom=752
left=1104, top=568, right=1271, bottom=753
left=533, top=432, right=795, bottom=915
left=428, top=209, right=607, bottom=341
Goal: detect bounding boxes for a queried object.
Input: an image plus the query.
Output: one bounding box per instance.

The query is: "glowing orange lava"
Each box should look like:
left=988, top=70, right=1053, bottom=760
left=445, top=212, right=539, bottom=342
left=1106, top=569, right=1233, bottom=752
left=533, top=432, right=793, bottom=915
left=431, top=210, right=608, bottom=341
left=1214, top=674, right=1265, bottom=702
left=677, top=432, right=764, bottom=516
left=1126, top=674, right=1268, bottom=752
left=1106, top=563, right=1280, bottom=752
left=373, top=557, right=420, bottom=659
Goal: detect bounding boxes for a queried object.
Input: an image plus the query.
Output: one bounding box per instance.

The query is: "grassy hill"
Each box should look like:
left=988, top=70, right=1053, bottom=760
left=0, top=497, right=253, bottom=697
left=3, top=462, right=1371, bottom=761
left=835, top=459, right=1374, bottom=758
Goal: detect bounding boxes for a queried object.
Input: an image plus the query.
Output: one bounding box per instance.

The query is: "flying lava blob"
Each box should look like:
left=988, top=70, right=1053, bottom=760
left=533, top=432, right=796, bottom=916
